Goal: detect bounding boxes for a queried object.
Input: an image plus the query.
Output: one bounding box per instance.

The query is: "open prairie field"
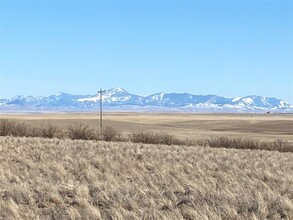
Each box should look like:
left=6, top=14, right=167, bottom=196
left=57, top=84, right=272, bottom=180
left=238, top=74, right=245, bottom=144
left=1, top=112, right=293, bottom=142
left=0, top=136, right=292, bottom=219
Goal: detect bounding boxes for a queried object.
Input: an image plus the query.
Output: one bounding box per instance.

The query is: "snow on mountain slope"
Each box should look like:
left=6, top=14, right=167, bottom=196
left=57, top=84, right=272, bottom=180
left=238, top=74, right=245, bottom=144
left=242, top=97, right=254, bottom=105
left=0, top=87, right=292, bottom=112
left=77, top=88, right=143, bottom=106
left=232, top=97, right=242, bottom=102
left=231, top=96, right=291, bottom=109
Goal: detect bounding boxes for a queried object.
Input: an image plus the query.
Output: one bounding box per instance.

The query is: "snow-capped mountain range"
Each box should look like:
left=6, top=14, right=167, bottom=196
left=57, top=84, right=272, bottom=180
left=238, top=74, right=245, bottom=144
left=1, top=87, right=292, bottom=113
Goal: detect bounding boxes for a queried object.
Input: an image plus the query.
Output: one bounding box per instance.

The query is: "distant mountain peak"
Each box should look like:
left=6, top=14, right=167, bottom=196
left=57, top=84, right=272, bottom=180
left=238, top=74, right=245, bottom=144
left=107, top=87, right=128, bottom=94
left=54, top=92, right=72, bottom=97
left=114, top=87, right=126, bottom=92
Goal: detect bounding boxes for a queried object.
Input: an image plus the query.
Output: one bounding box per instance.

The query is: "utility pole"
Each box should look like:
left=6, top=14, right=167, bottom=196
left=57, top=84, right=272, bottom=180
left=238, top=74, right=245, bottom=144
left=98, top=88, right=106, bottom=140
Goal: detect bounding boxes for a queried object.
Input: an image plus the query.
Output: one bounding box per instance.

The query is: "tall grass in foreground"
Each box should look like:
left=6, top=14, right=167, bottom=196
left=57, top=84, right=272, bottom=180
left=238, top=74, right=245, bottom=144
left=0, top=137, right=292, bottom=219
left=0, top=119, right=292, bottom=152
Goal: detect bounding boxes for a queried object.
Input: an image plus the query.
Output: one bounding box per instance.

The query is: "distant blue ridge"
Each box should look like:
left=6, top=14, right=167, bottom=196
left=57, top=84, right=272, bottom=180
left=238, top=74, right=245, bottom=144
left=0, top=87, right=292, bottom=113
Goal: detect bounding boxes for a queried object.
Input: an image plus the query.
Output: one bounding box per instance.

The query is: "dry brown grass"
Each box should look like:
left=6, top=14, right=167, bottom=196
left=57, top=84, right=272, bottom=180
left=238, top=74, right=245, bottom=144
left=1, top=119, right=292, bottom=152
left=1, top=113, right=293, bottom=143
left=0, top=136, right=292, bottom=219
left=130, top=131, right=183, bottom=146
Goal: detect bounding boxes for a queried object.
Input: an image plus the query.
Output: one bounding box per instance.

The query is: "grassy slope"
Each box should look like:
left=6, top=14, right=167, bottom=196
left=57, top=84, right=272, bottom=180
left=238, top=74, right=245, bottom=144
left=0, top=137, right=292, bottom=220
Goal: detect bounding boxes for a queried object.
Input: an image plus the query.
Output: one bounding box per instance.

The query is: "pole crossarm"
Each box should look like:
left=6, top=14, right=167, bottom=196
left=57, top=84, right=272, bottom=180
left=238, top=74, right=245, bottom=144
left=98, top=88, right=106, bottom=140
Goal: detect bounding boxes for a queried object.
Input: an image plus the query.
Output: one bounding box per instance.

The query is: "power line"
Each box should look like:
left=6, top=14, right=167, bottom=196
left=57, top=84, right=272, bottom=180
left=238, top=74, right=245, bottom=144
left=98, top=88, right=106, bottom=140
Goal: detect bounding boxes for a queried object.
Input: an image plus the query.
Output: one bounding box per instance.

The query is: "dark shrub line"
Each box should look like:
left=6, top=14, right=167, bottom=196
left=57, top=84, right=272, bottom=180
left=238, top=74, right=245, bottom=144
left=0, top=119, right=292, bottom=152
left=129, top=132, right=183, bottom=146
left=197, top=137, right=293, bottom=153
left=0, top=119, right=121, bottom=141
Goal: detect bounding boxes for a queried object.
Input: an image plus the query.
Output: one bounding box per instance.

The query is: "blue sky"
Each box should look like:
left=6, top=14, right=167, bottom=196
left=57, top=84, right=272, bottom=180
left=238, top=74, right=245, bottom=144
left=0, top=0, right=293, bottom=103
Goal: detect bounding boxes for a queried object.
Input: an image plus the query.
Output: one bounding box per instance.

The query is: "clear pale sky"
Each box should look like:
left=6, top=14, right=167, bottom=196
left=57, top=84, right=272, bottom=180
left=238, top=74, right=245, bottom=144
left=0, top=0, right=293, bottom=103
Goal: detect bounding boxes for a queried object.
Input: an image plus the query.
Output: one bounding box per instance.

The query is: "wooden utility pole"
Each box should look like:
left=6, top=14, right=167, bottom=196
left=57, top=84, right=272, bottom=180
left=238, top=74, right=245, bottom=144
left=98, top=88, right=106, bottom=140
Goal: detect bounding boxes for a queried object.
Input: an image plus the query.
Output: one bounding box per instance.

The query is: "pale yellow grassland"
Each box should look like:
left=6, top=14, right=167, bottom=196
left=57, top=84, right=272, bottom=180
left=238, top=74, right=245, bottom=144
left=0, top=136, right=292, bottom=219
left=1, top=113, right=292, bottom=142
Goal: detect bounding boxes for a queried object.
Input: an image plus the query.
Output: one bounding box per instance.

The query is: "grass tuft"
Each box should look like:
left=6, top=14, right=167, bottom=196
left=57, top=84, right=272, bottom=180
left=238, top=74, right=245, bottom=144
left=40, top=124, right=61, bottom=138
left=67, top=123, right=96, bottom=140
left=130, top=131, right=182, bottom=146
left=102, top=126, right=122, bottom=142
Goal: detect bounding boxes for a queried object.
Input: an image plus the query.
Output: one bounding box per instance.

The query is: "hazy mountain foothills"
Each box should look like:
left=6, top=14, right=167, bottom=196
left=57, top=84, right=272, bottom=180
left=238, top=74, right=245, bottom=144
left=1, top=87, right=292, bottom=112
left=0, top=136, right=292, bottom=220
